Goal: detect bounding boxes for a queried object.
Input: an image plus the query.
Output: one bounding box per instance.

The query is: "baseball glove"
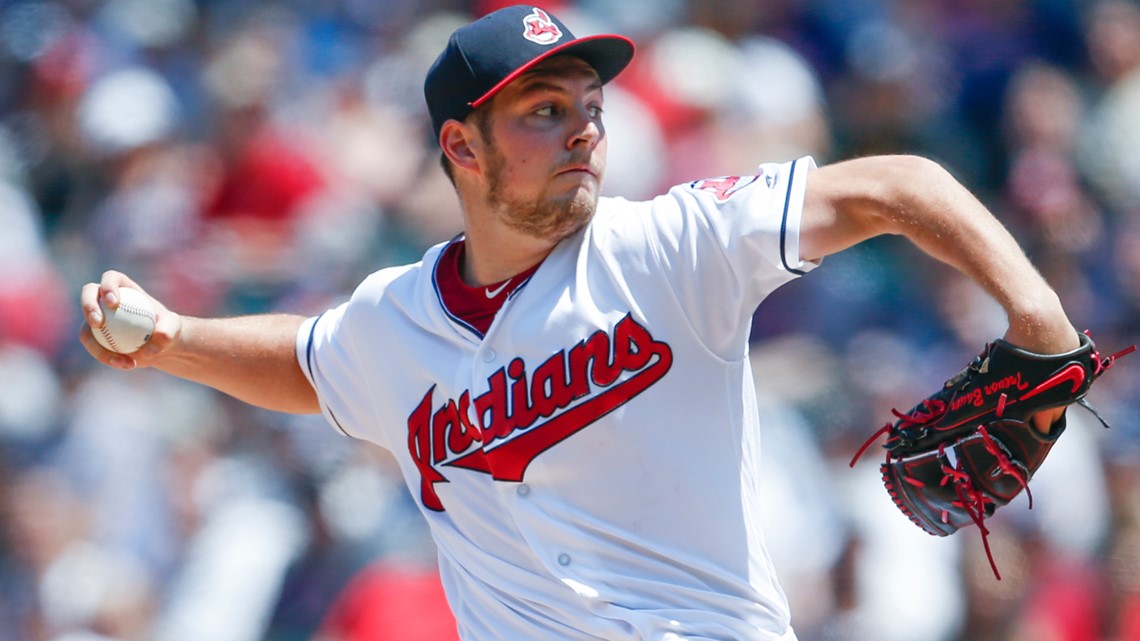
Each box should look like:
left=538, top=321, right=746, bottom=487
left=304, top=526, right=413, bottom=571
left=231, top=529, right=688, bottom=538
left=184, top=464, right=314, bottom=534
left=850, top=331, right=1133, bottom=579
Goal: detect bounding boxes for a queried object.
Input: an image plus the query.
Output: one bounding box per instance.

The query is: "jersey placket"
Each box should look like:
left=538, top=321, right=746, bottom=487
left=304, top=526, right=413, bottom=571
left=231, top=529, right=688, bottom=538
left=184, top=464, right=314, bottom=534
left=466, top=293, right=592, bottom=587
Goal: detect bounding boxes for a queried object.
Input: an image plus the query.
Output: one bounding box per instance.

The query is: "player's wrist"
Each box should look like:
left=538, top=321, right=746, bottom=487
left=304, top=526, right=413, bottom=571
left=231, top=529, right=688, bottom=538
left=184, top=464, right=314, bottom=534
left=1002, top=290, right=1078, bottom=355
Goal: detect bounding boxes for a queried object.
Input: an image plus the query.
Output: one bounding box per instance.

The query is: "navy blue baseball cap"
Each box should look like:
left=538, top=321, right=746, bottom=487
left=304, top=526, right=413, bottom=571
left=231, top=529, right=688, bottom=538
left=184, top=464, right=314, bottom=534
left=424, top=5, right=635, bottom=143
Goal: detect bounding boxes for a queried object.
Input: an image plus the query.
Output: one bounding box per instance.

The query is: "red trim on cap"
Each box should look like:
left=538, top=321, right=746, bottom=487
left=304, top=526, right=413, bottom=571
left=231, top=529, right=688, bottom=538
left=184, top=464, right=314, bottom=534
left=468, top=34, right=635, bottom=109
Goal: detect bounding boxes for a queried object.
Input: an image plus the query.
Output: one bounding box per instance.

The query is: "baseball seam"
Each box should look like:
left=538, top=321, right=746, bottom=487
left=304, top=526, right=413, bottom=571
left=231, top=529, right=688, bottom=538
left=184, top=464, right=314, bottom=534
left=99, top=298, right=155, bottom=353
left=118, top=302, right=156, bottom=323
left=98, top=325, right=120, bottom=352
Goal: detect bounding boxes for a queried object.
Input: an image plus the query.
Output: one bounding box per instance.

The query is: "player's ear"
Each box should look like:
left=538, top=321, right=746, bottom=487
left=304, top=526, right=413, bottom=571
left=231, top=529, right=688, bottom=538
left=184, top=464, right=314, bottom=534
left=440, top=120, right=480, bottom=174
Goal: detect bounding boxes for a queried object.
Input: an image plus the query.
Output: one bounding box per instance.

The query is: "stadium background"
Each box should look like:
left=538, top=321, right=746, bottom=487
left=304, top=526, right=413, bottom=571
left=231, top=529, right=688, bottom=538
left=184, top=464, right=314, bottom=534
left=1, top=0, right=1139, bottom=639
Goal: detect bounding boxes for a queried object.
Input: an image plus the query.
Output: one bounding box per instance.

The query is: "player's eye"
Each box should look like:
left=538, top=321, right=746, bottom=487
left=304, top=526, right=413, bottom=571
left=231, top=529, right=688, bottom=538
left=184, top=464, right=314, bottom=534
left=534, top=105, right=557, bottom=117
left=588, top=105, right=603, bottom=119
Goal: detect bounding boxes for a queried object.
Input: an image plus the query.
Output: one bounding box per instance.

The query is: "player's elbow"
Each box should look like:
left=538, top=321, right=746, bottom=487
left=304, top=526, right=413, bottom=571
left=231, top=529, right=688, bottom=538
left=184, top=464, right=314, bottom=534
left=895, top=154, right=956, bottom=188
left=850, top=154, right=966, bottom=232
left=859, top=154, right=957, bottom=204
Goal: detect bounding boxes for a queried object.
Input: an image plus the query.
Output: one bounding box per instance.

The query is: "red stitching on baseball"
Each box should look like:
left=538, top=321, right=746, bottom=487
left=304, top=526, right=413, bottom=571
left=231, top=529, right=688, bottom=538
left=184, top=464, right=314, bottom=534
left=99, top=326, right=119, bottom=352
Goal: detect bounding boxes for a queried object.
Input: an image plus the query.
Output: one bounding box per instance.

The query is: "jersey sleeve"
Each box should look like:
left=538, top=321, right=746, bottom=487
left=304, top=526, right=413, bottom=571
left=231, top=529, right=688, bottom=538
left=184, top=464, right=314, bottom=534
left=296, top=299, right=389, bottom=450
left=640, top=155, right=817, bottom=357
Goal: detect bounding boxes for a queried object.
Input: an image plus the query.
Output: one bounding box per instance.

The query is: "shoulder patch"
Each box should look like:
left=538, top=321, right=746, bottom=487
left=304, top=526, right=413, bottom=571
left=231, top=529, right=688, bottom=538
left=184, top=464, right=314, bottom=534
left=687, top=174, right=762, bottom=202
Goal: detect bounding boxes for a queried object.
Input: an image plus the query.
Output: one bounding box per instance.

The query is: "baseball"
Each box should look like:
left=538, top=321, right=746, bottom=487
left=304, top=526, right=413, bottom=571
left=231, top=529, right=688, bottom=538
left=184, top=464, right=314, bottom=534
left=92, top=287, right=156, bottom=354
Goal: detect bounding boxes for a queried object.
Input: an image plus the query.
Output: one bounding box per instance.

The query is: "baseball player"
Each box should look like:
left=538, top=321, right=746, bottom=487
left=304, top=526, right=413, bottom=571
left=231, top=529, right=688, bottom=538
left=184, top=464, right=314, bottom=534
left=81, top=5, right=1082, bottom=640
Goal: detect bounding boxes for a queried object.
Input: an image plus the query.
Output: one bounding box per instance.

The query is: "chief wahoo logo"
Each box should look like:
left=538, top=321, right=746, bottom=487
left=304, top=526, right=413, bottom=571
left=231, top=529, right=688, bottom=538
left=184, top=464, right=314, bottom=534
left=522, top=8, right=563, bottom=45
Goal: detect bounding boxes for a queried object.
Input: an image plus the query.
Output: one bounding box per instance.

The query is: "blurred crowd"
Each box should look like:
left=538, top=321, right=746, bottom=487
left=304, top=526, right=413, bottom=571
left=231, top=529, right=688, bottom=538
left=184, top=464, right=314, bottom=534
left=1, top=0, right=1139, bottom=640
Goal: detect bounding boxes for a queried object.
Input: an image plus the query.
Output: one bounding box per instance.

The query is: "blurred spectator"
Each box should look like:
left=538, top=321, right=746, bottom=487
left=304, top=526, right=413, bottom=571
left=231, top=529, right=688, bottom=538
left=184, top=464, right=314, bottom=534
left=1001, top=64, right=1103, bottom=258
left=313, top=561, right=459, bottom=641
left=1, top=466, right=155, bottom=641
left=1078, top=0, right=1140, bottom=218
left=997, top=62, right=1116, bottom=341
left=0, top=178, right=70, bottom=355
left=663, top=31, right=830, bottom=183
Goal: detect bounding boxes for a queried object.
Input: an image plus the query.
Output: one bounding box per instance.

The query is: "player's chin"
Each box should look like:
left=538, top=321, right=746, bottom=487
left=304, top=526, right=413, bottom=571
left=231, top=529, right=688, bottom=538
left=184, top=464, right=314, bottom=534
left=563, top=185, right=598, bottom=212
left=560, top=176, right=601, bottom=207
left=562, top=183, right=599, bottom=215
left=526, top=192, right=597, bottom=242
left=555, top=199, right=597, bottom=239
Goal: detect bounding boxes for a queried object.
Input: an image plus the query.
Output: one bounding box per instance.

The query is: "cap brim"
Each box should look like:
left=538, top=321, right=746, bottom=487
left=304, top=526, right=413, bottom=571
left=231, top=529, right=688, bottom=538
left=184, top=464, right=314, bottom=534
left=469, top=34, right=635, bottom=109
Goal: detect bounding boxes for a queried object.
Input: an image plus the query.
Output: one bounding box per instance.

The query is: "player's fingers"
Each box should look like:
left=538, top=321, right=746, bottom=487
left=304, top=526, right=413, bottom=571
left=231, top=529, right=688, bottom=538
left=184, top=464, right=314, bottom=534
left=82, top=271, right=168, bottom=368
left=82, top=271, right=143, bottom=326
left=136, top=311, right=180, bottom=362
left=77, top=321, right=137, bottom=370
left=96, top=270, right=147, bottom=310
left=1030, top=406, right=1066, bottom=434
left=80, top=282, right=106, bottom=328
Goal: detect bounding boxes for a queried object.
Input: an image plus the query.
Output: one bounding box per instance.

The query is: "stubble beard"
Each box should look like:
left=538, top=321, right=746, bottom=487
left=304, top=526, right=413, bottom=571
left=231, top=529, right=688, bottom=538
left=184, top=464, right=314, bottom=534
left=483, top=143, right=599, bottom=243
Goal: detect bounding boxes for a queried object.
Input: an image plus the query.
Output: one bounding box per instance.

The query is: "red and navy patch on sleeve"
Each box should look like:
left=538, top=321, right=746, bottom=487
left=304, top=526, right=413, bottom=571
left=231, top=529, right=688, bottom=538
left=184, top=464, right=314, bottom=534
left=687, top=173, right=766, bottom=202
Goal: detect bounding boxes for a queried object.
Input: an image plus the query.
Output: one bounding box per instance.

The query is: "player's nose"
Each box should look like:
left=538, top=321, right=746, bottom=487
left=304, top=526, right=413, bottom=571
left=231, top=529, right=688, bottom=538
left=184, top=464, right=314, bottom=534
left=568, top=108, right=601, bottom=149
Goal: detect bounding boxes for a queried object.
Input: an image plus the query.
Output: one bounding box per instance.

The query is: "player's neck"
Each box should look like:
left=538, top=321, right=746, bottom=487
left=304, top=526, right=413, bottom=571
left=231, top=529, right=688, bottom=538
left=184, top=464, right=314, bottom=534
left=459, top=222, right=559, bottom=287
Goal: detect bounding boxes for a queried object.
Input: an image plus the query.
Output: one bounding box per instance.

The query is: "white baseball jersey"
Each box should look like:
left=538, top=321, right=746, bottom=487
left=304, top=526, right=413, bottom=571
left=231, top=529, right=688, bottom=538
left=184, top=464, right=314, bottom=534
left=298, top=156, right=817, bottom=640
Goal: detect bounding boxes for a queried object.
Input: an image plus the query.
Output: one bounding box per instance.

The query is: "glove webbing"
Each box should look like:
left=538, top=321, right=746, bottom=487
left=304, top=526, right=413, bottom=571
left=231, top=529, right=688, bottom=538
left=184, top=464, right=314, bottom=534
left=937, top=422, right=1030, bottom=580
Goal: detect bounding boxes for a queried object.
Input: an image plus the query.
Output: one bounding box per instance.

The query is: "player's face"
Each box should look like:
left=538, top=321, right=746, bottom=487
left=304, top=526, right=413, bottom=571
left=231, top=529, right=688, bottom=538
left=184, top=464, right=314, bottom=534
left=477, top=56, right=607, bottom=242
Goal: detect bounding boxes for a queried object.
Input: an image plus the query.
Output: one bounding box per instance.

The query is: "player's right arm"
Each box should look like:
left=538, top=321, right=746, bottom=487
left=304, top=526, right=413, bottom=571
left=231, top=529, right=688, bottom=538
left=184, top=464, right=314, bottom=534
left=79, top=270, right=320, bottom=414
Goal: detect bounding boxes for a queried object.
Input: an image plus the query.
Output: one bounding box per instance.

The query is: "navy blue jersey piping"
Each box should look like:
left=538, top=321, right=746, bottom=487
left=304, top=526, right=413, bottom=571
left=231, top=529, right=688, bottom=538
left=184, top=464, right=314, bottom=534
left=304, top=311, right=351, bottom=437
left=779, top=158, right=807, bottom=276
left=432, top=237, right=487, bottom=340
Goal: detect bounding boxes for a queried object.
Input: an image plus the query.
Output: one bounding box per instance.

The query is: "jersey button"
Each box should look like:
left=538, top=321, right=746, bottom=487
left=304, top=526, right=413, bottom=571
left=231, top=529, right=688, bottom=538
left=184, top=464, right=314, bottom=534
left=516, top=484, right=530, bottom=497
left=557, top=553, right=571, bottom=567
left=482, top=349, right=497, bottom=362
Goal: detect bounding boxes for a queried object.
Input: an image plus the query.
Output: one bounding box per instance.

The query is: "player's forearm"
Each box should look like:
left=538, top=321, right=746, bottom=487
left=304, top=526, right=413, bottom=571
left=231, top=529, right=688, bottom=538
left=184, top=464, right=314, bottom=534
left=153, top=314, right=320, bottom=414
left=883, top=160, right=1075, bottom=350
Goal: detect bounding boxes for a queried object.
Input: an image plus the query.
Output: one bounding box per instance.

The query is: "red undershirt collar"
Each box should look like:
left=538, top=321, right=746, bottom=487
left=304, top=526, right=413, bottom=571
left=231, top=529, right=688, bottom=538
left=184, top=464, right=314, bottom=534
left=435, top=238, right=542, bottom=336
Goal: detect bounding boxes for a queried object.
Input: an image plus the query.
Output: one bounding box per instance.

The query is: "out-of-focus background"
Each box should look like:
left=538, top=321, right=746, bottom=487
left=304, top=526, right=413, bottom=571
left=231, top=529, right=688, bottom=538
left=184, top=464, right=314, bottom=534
left=1, top=0, right=1139, bottom=639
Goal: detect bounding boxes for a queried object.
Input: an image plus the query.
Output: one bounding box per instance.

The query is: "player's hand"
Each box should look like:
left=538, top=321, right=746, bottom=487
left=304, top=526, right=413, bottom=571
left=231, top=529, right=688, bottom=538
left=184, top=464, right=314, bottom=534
left=79, top=270, right=182, bottom=370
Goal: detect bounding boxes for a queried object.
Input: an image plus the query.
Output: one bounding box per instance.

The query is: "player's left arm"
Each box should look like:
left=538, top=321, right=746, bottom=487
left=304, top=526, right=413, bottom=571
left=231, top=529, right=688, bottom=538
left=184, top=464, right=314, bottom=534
left=799, top=154, right=1079, bottom=429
